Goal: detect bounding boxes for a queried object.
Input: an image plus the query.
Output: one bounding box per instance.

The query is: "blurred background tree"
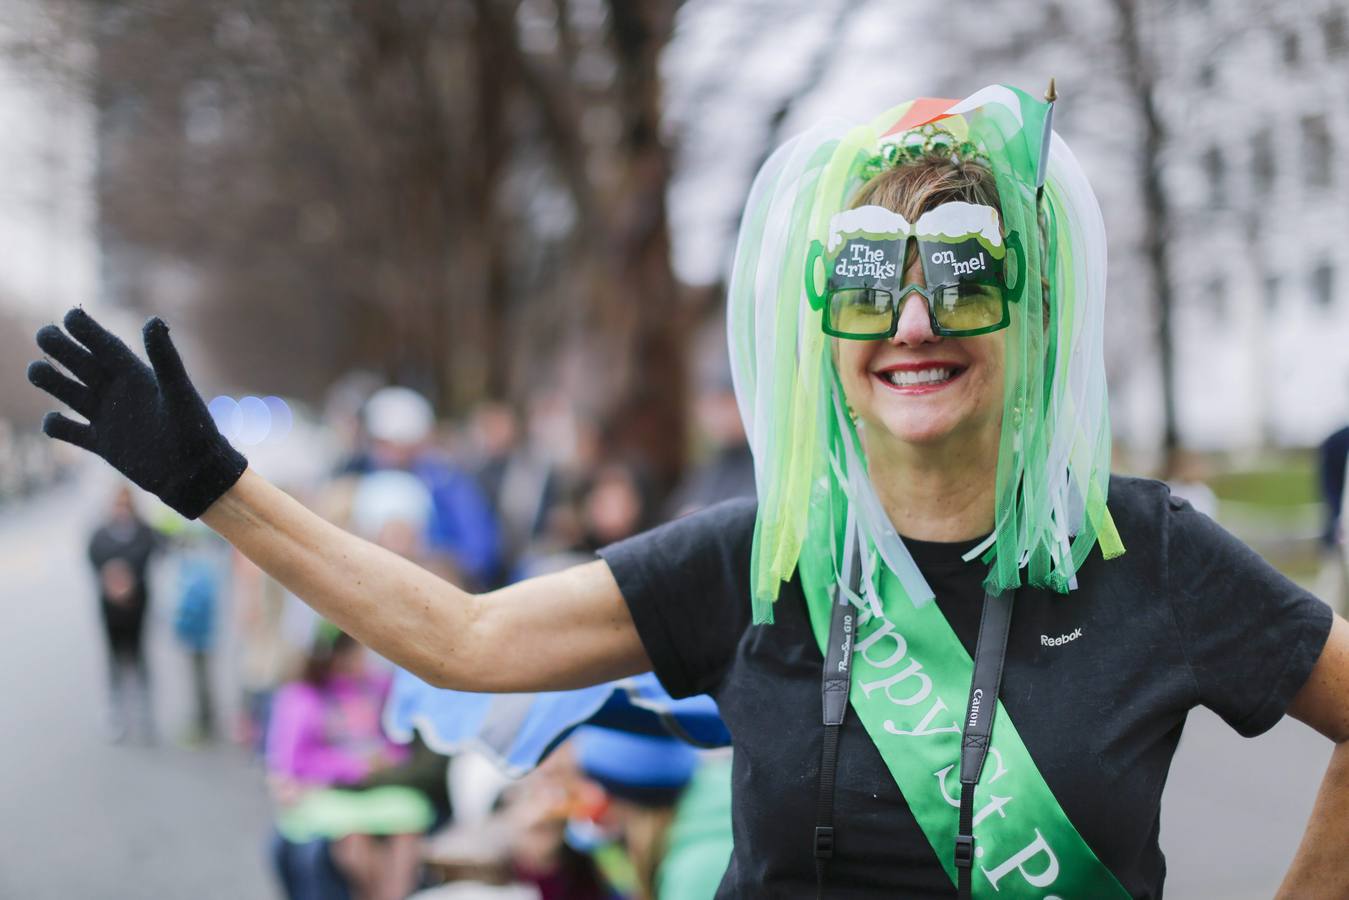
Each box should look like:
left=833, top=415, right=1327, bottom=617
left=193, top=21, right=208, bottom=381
left=87, top=0, right=688, bottom=481
left=6, top=0, right=1348, bottom=493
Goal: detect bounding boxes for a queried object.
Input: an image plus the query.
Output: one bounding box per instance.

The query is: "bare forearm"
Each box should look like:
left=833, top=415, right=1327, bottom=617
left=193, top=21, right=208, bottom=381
left=1277, top=741, right=1349, bottom=897
left=201, top=468, right=475, bottom=687
left=25, top=310, right=643, bottom=690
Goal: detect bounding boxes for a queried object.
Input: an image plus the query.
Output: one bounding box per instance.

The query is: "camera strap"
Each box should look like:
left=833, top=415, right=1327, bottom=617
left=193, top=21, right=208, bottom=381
left=814, top=583, right=1014, bottom=900
left=955, top=589, right=1014, bottom=899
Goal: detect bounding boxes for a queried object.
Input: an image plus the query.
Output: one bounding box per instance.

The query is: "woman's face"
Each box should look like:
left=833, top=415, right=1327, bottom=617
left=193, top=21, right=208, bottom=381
left=834, top=251, right=1006, bottom=452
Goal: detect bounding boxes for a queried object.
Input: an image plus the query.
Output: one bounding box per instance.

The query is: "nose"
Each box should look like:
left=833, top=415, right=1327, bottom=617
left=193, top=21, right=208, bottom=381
left=890, top=290, right=941, bottom=346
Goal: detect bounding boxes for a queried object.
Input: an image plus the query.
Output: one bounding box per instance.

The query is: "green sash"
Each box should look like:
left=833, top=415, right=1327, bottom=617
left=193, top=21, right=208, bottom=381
left=801, top=551, right=1130, bottom=898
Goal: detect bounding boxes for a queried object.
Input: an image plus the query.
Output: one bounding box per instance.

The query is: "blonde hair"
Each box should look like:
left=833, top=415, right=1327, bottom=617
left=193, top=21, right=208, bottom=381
left=850, top=152, right=1000, bottom=219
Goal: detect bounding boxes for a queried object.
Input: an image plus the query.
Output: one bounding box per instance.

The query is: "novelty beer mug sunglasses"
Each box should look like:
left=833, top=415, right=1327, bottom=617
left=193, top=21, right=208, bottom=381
left=805, top=201, right=1025, bottom=339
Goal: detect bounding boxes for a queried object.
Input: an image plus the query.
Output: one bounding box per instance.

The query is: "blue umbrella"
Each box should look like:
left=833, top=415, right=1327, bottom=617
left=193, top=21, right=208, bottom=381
left=382, top=669, right=730, bottom=778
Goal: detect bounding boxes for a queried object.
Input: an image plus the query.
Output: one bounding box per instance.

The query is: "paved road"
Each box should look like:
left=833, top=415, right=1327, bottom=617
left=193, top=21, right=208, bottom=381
left=0, top=470, right=1336, bottom=898
left=0, top=472, right=278, bottom=900
left=1162, top=708, right=1330, bottom=898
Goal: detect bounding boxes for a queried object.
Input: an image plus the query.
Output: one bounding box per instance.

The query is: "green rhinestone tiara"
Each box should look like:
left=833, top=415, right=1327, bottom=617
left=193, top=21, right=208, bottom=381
left=859, top=122, right=993, bottom=181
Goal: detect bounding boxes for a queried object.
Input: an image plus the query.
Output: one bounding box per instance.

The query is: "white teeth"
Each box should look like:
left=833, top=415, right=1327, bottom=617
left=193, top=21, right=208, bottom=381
left=883, top=368, right=953, bottom=386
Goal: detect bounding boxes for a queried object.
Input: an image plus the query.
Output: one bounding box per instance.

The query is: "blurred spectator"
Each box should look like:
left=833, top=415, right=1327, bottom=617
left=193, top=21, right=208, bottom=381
left=521, top=393, right=608, bottom=555
left=172, top=525, right=229, bottom=745
left=664, top=365, right=754, bottom=519
left=87, top=485, right=162, bottom=743
left=570, top=728, right=733, bottom=900
left=326, top=371, right=387, bottom=474
left=517, top=459, right=654, bottom=580
left=0, top=417, right=17, bottom=502
left=503, top=747, right=610, bottom=900
left=348, top=387, right=502, bottom=590
left=1319, top=424, right=1349, bottom=611
left=351, top=469, right=435, bottom=569
left=577, top=461, right=656, bottom=554
left=267, top=625, right=435, bottom=900
left=233, top=551, right=303, bottom=757
left=468, top=402, right=558, bottom=585
left=572, top=728, right=694, bottom=898
left=651, top=754, right=733, bottom=900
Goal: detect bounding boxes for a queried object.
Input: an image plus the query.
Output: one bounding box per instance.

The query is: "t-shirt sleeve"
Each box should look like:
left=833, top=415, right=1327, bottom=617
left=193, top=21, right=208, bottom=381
left=597, top=498, right=756, bottom=699
left=1165, top=490, right=1334, bottom=736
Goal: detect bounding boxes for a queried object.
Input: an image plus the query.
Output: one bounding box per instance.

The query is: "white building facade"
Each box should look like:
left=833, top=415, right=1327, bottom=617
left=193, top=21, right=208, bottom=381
left=667, top=0, right=1349, bottom=454
left=1156, top=0, right=1349, bottom=449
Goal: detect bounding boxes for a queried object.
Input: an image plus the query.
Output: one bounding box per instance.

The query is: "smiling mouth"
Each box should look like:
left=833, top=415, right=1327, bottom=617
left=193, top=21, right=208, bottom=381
left=874, top=366, right=966, bottom=392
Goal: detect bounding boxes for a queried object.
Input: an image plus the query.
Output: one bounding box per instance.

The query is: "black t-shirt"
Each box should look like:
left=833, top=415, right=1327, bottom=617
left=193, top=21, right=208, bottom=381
left=598, top=476, right=1333, bottom=898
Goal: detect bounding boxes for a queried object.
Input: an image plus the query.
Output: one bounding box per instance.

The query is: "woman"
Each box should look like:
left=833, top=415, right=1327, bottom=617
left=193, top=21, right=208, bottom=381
left=27, top=85, right=1349, bottom=897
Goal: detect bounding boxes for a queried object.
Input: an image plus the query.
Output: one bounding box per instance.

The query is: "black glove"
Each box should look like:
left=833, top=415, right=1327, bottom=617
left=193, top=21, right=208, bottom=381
left=27, top=308, right=247, bottom=519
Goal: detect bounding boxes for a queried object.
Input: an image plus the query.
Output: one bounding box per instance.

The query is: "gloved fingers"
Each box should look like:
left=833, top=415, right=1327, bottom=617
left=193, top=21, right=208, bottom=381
left=142, top=318, right=191, bottom=397
left=63, top=308, right=140, bottom=369
left=35, top=325, right=102, bottom=387
left=41, top=411, right=96, bottom=452
left=27, top=360, right=96, bottom=418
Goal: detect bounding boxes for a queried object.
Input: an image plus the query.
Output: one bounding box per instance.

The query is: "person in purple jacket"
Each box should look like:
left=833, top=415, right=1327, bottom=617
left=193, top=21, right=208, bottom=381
left=267, top=625, right=432, bottom=900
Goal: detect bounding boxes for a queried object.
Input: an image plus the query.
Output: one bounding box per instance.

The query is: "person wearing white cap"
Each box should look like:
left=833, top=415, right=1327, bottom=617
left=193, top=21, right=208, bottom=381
left=351, top=386, right=502, bottom=590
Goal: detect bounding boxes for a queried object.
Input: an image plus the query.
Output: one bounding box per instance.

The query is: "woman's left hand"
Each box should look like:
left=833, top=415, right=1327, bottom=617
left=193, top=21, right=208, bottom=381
left=1277, top=613, right=1349, bottom=897
left=28, top=309, right=247, bottom=519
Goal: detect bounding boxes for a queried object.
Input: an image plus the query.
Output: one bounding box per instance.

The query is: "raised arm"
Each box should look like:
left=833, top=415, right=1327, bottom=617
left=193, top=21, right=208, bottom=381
left=28, top=309, right=651, bottom=693
left=204, top=468, right=650, bottom=691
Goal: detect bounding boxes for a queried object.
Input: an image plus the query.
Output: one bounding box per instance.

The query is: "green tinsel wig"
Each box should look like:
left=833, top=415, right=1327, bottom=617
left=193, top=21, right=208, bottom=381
left=727, top=85, right=1124, bottom=624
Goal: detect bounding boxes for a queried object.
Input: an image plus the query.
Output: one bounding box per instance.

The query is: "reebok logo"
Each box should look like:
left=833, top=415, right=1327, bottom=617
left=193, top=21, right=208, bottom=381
left=1040, top=627, right=1083, bottom=647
